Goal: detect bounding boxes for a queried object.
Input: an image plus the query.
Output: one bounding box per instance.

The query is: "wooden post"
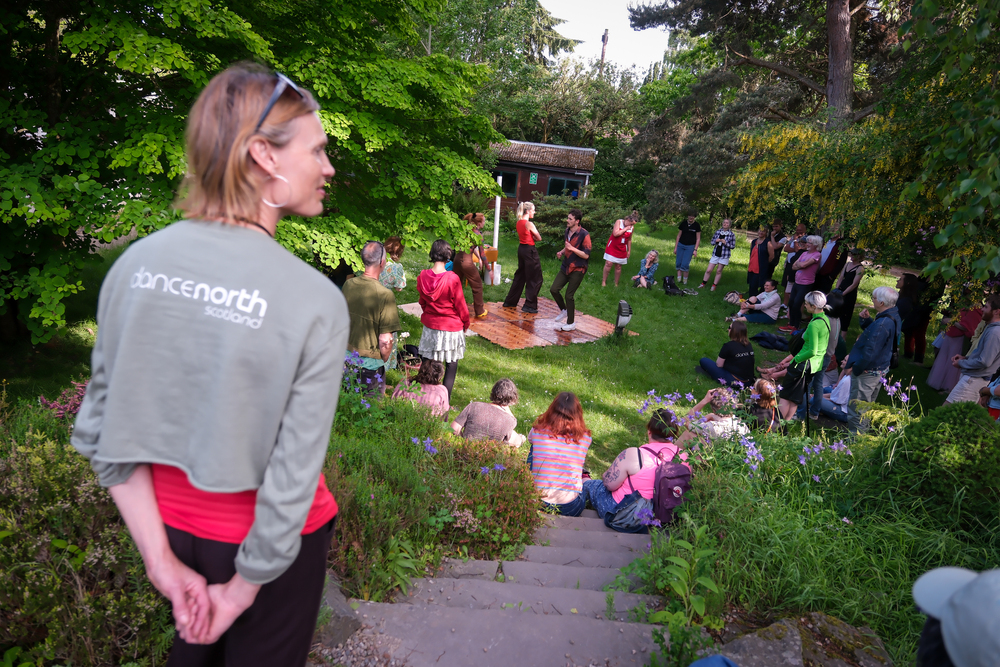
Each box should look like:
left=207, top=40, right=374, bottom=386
left=599, top=29, right=608, bottom=77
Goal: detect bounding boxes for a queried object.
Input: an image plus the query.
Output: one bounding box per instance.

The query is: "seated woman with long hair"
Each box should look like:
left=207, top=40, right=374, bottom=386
left=528, top=392, right=592, bottom=517
left=677, top=379, right=781, bottom=445
left=392, top=358, right=449, bottom=418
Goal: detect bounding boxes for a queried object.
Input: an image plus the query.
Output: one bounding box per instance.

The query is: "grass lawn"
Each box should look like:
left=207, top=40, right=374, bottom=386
left=389, top=221, right=941, bottom=470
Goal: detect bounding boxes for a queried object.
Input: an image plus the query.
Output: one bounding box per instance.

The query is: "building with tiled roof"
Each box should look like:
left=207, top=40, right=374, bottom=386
left=489, top=140, right=597, bottom=207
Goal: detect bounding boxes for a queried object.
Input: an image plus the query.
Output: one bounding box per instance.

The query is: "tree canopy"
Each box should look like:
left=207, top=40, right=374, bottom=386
left=1, top=0, right=501, bottom=342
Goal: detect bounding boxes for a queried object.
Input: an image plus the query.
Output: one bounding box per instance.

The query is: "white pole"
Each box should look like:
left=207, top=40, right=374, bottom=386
left=493, top=175, right=502, bottom=248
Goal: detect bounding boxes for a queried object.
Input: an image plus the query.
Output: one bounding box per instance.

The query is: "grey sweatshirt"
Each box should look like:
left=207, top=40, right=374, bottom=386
left=958, top=321, right=1000, bottom=378
left=72, top=220, right=349, bottom=584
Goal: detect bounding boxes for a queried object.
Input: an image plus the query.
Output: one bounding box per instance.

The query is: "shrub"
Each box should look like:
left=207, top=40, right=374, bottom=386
left=893, top=401, right=1000, bottom=529
left=529, top=194, right=630, bottom=256
left=0, top=402, right=173, bottom=665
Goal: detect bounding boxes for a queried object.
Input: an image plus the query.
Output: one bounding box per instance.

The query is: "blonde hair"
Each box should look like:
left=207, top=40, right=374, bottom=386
left=645, top=249, right=659, bottom=264
left=177, top=63, right=321, bottom=224
left=516, top=202, right=535, bottom=219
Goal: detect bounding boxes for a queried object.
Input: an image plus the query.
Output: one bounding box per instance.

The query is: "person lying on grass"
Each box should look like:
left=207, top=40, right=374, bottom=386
left=450, top=378, right=526, bottom=446
left=580, top=409, right=689, bottom=528
left=391, top=358, right=449, bottom=418
left=676, top=380, right=782, bottom=445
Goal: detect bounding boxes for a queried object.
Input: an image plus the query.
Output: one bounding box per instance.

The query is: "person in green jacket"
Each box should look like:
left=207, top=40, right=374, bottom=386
left=778, top=291, right=832, bottom=418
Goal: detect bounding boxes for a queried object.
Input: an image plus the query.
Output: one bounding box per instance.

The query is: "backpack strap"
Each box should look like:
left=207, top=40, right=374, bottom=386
left=625, top=446, right=643, bottom=494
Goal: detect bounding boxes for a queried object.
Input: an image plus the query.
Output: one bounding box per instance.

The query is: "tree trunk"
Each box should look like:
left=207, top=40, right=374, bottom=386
left=826, top=0, right=853, bottom=129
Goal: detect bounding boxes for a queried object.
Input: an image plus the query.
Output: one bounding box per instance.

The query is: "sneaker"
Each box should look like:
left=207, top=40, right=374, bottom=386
left=476, top=310, right=489, bottom=319
left=557, top=323, right=577, bottom=331
left=554, top=309, right=568, bottom=322
left=725, top=315, right=737, bottom=322
left=710, top=285, right=717, bottom=291
left=698, top=282, right=707, bottom=289
left=682, top=278, right=689, bottom=285
left=521, top=306, right=538, bottom=314
left=809, top=413, right=820, bottom=421
left=778, top=325, right=796, bottom=333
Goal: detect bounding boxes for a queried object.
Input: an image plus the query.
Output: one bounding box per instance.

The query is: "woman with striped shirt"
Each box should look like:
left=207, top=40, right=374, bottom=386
left=527, top=392, right=592, bottom=516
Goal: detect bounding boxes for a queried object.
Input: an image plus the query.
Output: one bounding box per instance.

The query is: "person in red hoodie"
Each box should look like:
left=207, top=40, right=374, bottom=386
left=418, top=239, right=471, bottom=400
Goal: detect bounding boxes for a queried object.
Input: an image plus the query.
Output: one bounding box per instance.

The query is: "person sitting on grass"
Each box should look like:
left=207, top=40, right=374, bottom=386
left=528, top=392, right=592, bottom=516
left=632, top=249, right=659, bottom=289
left=732, top=279, right=781, bottom=324
left=777, top=291, right=831, bottom=419
left=677, top=379, right=781, bottom=444
left=391, top=358, right=449, bottom=418
left=450, top=378, right=525, bottom=446
left=698, top=320, right=755, bottom=387
left=581, top=409, right=689, bottom=529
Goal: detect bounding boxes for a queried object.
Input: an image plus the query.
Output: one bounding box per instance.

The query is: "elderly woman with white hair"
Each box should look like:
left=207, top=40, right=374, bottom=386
left=778, top=290, right=832, bottom=418
left=782, top=234, right=823, bottom=332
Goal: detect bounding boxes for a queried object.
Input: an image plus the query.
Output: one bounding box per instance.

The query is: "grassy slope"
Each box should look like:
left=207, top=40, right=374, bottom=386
left=391, top=222, right=940, bottom=470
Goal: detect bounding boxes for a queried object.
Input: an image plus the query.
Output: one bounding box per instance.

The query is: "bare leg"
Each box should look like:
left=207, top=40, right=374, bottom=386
left=602, top=261, right=612, bottom=287
left=778, top=398, right=798, bottom=419
left=614, top=264, right=622, bottom=286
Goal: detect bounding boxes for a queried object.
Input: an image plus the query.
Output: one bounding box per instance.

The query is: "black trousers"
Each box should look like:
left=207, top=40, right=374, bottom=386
left=747, top=271, right=766, bottom=297
left=504, top=244, right=542, bottom=310
left=550, top=269, right=585, bottom=324
left=788, top=283, right=811, bottom=328
left=165, top=517, right=335, bottom=667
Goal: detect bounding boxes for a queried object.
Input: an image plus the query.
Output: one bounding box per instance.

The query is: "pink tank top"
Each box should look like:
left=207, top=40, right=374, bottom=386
left=611, top=443, right=690, bottom=504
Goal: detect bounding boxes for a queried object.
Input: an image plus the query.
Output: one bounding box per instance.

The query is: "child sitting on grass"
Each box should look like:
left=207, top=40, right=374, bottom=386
left=392, top=358, right=450, bottom=418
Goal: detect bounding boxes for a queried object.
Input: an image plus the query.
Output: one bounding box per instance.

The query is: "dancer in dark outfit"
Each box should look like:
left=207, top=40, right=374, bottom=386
left=550, top=209, right=591, bottom=332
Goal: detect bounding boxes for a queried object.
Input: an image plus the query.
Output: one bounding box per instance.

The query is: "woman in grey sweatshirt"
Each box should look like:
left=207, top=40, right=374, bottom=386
left=72, top=65, right=348, bottom=664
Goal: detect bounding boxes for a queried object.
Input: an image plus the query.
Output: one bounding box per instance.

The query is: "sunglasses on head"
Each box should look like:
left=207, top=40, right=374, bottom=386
left=254, top=73, right=305, bottom=132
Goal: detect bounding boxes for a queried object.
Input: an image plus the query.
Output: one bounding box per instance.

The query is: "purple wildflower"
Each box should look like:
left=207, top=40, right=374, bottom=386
left=425, top=442, right=438, bottom=454
left=493, top=463, right=506, bottom=471
left=685, top=392, right=696, bottom=402
left=480, top=467, right=490, bottom=475
left=799, top=455, right=807, bottom=465
left=813, top=475, right=821, bottom=482
left=411, top=437, right=420, bottom=445
left=842, top=517, right=853, bottom=524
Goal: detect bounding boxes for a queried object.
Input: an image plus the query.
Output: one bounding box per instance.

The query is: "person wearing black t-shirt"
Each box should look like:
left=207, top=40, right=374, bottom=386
left=673, top=213, right=701, bottom=285
left=698, top=320, right=755, bottom=386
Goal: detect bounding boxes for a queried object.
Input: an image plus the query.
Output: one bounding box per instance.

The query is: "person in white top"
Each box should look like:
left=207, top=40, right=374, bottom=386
left=733, top=279, right=781, bottom=324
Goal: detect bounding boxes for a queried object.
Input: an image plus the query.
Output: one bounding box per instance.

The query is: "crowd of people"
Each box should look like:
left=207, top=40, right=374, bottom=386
left=66, top=66, right=998, bottom=663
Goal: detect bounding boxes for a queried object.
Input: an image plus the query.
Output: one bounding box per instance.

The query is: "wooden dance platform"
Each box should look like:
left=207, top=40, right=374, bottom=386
left=399, top=298, right=636, bottom=350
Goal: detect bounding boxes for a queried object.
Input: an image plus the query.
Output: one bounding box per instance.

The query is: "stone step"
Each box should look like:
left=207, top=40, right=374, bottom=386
left=350, top=600, right=663, bottom=667
left=542, top=514, right=612, bottom=532
left=435, top=558, right=499, bottom=581
left=502, top=560, right=636, bottom=591
left=581, top=508, right=599, bottom=519
left=520, top=545, right=641, bottom=570
left=404, top=577, right=662, bottom=622
left=534, top=524, right=652, bottom=553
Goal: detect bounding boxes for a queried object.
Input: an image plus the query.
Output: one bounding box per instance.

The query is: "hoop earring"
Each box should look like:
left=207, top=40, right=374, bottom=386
left=262, top=174, right=291, bottom=208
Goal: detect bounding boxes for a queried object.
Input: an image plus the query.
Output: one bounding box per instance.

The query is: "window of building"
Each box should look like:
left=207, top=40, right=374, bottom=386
left=547, top=178, right=583, bottom=197
left=491, top=170, right=518, bottom=197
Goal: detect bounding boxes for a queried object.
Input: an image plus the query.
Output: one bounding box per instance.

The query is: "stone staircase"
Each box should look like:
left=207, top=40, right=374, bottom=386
left=347, top=509, right=666, bottom=667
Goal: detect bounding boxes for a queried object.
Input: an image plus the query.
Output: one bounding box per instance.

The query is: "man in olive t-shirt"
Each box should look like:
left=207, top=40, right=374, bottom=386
left=342, top=241, right=401, bottom=393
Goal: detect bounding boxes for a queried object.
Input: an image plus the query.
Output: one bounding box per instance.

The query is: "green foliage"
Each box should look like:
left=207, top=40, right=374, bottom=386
left=589, top=139, right=655, bottom=210
left=892, top=402, right=1000, bottom=529
left=528, top=194, right=630, bottom=256
left=647, top=617, right=713, bottom=667
left=0, top=402, right=174, bottom=665
left=900, top=0, right=1000, bottom=279
left=623, top=515, right=724, bottom=627
left=1, top=0, right=501, bottom=342
left=325, top=392, right=540, bottom=601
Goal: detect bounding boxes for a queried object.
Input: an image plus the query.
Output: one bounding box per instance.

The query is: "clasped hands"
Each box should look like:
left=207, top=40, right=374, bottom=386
left=148, top=552, right=261, bottom=645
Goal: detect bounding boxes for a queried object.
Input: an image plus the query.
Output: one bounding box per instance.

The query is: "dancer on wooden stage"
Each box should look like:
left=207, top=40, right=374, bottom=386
left=502, top=202, right=542, bottom=313
left=551, top=209, right=591, bottom=332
